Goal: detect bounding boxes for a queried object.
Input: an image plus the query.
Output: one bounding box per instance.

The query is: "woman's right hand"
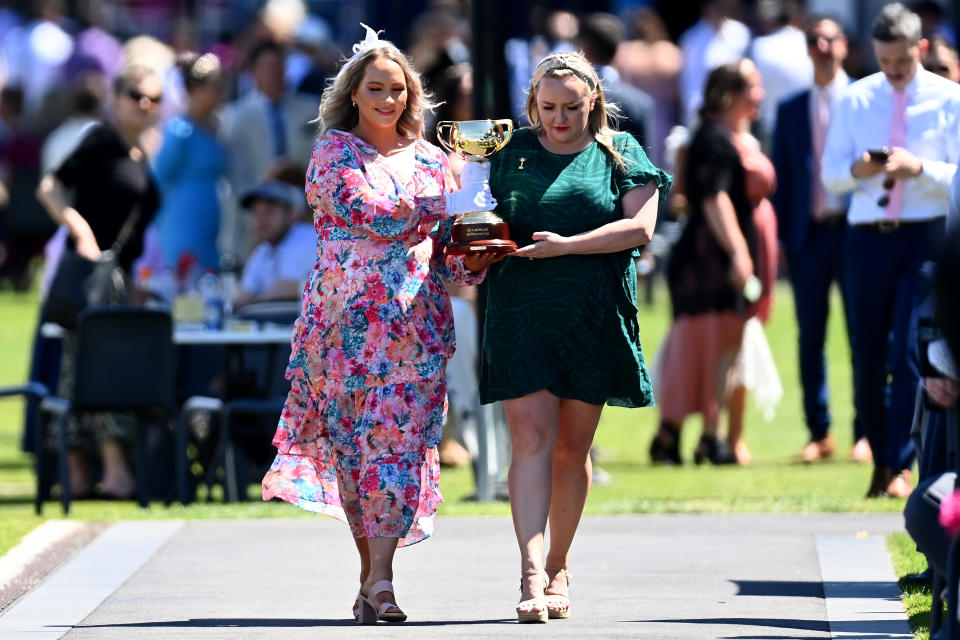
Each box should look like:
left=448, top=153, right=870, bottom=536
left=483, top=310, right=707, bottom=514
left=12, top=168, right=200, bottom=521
left=75, top=232, right=102, bottom=260
left=445, top=182, right=497, bottom=215
left=729, top=249, right=753, bottom=291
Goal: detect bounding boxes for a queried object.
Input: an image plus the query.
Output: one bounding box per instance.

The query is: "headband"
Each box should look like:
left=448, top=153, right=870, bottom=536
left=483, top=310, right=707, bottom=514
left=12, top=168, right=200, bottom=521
left=537, top=53, right=597, bottom=90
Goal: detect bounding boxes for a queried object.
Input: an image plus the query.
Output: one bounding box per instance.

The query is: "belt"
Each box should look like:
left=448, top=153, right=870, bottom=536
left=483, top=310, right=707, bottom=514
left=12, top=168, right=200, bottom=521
left=852, top=218, right=943, bottom=233
left=816, top=214, right=846, bottom=226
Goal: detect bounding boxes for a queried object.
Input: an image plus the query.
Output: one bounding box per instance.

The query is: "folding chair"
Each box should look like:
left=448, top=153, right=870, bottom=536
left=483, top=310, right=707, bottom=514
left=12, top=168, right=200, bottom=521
left=40, top=306, right=176, bottom=513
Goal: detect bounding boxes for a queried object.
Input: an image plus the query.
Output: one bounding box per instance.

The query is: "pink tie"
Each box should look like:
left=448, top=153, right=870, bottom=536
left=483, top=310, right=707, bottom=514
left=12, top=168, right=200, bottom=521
left=811, top=89, right=830, bottom=221
left=885, top=89, right=909, bottom=220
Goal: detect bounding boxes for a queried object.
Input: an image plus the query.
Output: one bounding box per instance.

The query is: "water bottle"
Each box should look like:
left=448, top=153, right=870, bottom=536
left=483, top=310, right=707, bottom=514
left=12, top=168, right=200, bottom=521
left=198, top=271, right=223, bottom=329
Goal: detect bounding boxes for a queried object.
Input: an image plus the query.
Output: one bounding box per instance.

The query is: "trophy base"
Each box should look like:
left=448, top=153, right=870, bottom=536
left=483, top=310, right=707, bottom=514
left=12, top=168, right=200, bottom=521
left=444, top=239, right=518, bottom=256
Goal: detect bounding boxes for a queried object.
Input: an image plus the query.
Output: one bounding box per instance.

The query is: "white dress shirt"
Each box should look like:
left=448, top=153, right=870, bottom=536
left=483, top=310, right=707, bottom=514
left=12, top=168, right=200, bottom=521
left=810, top=70, right=849, bottom=214
left=679, top=17, right=750, bottom=126
left=752, top=25, right=813, bottom=140
left=240, top=222, right=316, bottom=297
left=821, top=68, right=960, bottom=224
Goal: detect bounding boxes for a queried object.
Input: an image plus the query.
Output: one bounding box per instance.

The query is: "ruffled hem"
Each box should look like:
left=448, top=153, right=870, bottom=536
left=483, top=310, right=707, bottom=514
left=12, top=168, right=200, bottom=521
left=262, top=447, right=441, bottom=547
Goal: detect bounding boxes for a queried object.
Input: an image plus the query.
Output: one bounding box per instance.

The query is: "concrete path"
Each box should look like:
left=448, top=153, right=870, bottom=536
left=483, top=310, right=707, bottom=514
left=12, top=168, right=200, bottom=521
left=0, top=513, right=914, bottom=639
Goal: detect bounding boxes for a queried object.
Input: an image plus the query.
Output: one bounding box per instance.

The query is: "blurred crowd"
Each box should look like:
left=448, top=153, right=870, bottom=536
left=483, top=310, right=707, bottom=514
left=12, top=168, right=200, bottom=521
left=2, top=0, right=960, bottom=496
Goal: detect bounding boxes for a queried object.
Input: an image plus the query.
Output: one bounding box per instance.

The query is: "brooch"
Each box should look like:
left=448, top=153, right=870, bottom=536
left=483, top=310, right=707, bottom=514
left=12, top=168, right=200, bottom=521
left=518, top=157, right=527, bottom=171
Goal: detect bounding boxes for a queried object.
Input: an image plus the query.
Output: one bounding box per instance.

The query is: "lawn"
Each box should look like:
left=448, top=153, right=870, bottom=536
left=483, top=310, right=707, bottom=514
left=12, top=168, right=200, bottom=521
left=0, top=278, right=920, bottom=630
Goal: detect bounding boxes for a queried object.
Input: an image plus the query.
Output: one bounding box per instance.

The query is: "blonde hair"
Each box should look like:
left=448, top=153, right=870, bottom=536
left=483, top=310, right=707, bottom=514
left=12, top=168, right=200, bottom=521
left=317, top=44, right=437, bottom=138
left=525, top=51, right=631, bottom=170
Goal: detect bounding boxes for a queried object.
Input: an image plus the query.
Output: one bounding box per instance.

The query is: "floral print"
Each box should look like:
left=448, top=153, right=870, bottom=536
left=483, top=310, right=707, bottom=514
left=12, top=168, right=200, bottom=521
left=262, top=130, right=482, bottom=546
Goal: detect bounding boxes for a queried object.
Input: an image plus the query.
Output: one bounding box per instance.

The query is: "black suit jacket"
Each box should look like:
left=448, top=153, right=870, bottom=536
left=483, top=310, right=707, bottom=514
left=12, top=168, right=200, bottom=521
left=771, top=90, right=814, bottom=254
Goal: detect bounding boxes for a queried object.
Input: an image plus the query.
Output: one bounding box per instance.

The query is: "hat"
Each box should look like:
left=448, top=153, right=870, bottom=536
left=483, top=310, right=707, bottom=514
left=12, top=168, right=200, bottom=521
left=240, top=180, right=303, bottom=209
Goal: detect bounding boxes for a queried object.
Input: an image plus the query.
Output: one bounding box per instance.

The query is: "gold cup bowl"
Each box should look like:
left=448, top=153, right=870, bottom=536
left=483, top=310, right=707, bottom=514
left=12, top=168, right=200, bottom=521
left=436, top=119, right=517, bottom=255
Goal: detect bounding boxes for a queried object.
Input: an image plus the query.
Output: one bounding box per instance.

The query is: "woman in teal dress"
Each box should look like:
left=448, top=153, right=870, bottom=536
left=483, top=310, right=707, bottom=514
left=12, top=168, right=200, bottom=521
left=484, top=51, right=671, bottom=623
left=152, top=53, right=227, bottom=271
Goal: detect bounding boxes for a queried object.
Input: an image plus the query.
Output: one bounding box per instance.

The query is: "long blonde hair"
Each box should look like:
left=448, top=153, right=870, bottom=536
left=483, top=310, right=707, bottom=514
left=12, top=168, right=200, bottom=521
left=525, top=51, right=630, bottom=170
left=317, top=43, right=437, bottom=138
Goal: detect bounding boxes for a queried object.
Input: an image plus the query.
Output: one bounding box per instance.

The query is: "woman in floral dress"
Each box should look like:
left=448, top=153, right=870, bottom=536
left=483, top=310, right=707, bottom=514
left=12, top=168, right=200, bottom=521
left=261, top=25, right=499, bottom=624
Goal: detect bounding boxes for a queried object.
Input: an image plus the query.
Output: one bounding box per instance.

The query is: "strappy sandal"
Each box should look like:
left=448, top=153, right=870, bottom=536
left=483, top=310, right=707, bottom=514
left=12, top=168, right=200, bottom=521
left=516, top=569, right=548, bottom=623
left=358, top=579, right=407, bottom=624
left=545, top=568, right=571, bottom=619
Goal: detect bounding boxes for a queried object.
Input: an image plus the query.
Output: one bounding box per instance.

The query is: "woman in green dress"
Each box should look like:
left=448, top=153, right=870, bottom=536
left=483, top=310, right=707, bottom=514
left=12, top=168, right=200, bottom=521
left=483, top=52, right=671, bottom=623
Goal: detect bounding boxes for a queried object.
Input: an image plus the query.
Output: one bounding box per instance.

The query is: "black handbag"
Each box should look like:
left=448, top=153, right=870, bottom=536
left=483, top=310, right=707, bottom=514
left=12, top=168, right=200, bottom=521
left=43, top=206, right=140, bottom=329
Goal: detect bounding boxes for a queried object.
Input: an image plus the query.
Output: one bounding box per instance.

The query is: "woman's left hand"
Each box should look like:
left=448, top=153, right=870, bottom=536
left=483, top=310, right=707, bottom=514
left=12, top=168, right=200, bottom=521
left=512, top=231, right=570, bottom=259
left=462, top=253, right=506, bottom=272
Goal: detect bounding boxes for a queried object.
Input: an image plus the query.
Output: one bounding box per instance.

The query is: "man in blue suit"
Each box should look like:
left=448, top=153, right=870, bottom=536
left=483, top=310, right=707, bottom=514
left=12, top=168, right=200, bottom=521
left=772, top=16, right=867, bottom=463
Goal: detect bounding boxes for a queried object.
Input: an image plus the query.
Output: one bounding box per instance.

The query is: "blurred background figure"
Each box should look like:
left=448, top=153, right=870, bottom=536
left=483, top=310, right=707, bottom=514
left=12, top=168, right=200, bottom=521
left=286, top=15, right=337, bottom=96
left=151, top=52, right=227, bottom=274
left=35, top=65, right=163, bottom=499
left=748, top=0, right=812, bottom=149
left=727, top=58, right=781, bottom=465
left=911, top=0, right=956, bottom=46
left=923, top=34, right=960, bottom=82
left=679, top=0, right=750, bottom=127
left=614, top=8, right=682, bottom=168
left=505, top=8, right=579, bottom=123
left=772, top=15, right=867, bottom=464
left=220, top=40, right=317, bottom=260
left=65, top=0, right=122, bottom=84
left=233, top=180, right=313, bottom=310
left=651, top=62, right=758, bottom=466
left=576, top=12, right=654, bottom=151
left=0, top=85, right=52, bottom=290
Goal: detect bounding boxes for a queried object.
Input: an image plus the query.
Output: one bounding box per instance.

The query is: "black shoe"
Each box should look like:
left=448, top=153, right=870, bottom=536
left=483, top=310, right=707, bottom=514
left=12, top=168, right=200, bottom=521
left=650, top=423, right=682, bottom=464
left=901, top=567, right=932, bottom=587
left=693, top=433, right=736, bottom=465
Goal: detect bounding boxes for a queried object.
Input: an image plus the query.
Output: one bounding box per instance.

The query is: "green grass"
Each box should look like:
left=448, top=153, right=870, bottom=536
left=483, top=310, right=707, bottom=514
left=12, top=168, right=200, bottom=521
left=0, top=279, right=918, bottom=631
left=888, top=532, right=932, bottom=640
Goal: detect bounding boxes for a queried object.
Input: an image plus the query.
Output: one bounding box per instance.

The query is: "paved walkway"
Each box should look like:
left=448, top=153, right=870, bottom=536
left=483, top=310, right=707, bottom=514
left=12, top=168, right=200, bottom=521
left=0, top=513, right=913, bottom=639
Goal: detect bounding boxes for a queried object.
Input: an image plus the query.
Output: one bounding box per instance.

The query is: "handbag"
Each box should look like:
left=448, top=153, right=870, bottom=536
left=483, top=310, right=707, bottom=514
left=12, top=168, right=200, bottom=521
left=43, top=205, right=140, bottom=329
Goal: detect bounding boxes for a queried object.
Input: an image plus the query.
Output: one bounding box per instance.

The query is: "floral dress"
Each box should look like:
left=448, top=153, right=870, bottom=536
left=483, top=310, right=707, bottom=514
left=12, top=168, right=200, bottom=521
left=262, top=130, right=482, bottom=546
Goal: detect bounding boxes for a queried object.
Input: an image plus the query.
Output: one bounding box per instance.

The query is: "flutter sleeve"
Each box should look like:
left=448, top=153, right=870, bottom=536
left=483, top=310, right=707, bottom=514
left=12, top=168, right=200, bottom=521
left=306, top=134, right=451, bottom=240
left=614, top=132, right=672, bottom=209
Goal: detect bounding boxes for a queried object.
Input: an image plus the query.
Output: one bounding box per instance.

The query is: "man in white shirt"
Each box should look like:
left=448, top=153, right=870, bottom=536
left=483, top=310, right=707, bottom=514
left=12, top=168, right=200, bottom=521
left=234, top=181, right=316, bottom=310
left=772, top=15, right=862, bottom=464
left=821, top=2, right=960, bottom=499
left=678, top=0, right=751, bottom=126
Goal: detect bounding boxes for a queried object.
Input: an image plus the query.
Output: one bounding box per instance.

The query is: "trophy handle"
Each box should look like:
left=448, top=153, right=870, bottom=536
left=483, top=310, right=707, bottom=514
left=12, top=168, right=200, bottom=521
left=492, top=119, right=514, bottom=150
left=436, top=121, right=458, bottom=155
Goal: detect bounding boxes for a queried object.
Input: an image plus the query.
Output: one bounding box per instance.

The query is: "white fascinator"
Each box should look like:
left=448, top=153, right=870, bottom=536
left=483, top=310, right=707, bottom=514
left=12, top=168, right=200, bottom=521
left=336, top=23, right=394, bottom=78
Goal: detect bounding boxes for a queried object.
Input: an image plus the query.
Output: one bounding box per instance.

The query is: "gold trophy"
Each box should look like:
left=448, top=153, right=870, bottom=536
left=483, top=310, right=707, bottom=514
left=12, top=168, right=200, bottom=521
left=436, top=119, right=517, bottom=255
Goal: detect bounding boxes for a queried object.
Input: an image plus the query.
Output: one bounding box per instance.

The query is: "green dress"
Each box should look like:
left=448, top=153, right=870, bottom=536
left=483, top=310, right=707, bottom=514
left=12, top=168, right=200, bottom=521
left=481, top=128, right=672, bottom=407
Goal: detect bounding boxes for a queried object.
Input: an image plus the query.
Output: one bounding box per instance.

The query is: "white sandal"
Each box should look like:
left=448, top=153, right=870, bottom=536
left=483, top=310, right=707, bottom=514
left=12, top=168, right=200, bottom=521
left=358, top=580, right=407, bottom=624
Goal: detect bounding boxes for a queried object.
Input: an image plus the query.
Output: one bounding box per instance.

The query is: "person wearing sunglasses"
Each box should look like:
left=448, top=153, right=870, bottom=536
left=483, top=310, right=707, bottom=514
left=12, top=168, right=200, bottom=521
left=922, top=34, right=960, bottom=83
left=821, top=2, right=960, bottom=499
left=772, top=15, right=871, bottom=465
left=35, top=65, right=163, bottom=500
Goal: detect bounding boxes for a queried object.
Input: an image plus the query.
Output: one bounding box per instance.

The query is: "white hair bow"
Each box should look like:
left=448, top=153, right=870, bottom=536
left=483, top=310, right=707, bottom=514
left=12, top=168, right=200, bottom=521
left=350, top=23, right=384, bottom=58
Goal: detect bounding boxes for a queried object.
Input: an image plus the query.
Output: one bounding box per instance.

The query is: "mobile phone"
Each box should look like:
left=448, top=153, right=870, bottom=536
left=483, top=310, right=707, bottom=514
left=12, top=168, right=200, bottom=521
left=867, top=147, right=890, bottom=162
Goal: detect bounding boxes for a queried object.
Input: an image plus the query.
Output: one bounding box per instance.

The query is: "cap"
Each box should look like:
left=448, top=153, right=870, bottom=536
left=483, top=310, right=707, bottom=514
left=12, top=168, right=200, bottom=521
left=240, top=180, right=303, bottom=210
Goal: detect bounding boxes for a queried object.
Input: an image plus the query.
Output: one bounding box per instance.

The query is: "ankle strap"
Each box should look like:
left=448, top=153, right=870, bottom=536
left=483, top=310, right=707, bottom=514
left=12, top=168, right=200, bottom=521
left=368, top=579, right=395, bottom=597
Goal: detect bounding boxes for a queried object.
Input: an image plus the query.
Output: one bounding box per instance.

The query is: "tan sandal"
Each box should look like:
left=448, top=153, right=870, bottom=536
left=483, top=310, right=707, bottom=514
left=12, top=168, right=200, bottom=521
left=358, top=580, right=407, bottom=624
left=516, top=569, right=548, bottom=623
left=545, top=568, right=571, bottom=619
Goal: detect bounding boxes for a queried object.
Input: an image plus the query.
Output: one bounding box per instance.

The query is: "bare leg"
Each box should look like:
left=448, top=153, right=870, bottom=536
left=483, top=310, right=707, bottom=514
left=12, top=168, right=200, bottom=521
left=354, top=538, right=371, bottom=586
left=503, top=390, right=560, bottom=602
left=99, top=440, right=135, bottom=497
left=545, top=399, right=603, bottom=595
left=726, top=385, right=751, bottom=465
left=67, top=450, right=92, bottom=497
left=362, top=537, right=403, bottom=615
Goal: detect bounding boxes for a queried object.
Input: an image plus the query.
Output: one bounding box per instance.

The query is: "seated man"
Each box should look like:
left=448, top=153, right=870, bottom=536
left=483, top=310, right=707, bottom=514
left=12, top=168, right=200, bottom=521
left=234, top=181, right=315, bottom=310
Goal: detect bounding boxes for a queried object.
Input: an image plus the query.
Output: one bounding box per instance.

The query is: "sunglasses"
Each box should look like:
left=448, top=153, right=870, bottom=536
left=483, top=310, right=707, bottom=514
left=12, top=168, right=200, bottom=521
left=126, top=87, right=163, bottom=105
left=924, top=63, right=951, bottom=74
left=806, top=34, right=840, bottom=46
left=877, top=177, right=896, bottom=208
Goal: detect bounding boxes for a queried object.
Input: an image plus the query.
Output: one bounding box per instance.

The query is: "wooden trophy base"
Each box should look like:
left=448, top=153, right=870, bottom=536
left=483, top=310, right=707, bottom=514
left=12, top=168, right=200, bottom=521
left=444, top=217, right=517, bottom=255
